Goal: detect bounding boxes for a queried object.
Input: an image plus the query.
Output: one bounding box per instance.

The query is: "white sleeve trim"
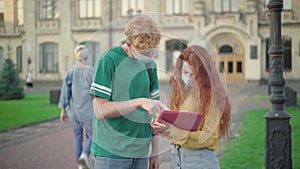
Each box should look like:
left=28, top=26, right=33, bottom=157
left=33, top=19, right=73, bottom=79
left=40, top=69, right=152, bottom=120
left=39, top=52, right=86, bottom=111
left=150, top=89, right=160, bottom=99
left=91, top=82, right=111, bottom=96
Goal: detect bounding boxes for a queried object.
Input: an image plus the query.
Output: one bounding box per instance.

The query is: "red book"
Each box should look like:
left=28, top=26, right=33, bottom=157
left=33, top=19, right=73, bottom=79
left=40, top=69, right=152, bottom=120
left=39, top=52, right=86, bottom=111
left=157, top=110, right=204, bottom=131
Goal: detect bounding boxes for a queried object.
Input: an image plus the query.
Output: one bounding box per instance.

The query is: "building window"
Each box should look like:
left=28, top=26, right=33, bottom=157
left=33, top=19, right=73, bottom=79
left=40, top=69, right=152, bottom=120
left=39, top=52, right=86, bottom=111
left=213, top=0, right=239, bottom=13
left=0, top=0, right=4, bottom=26
left=165, top=39, right=187, bottom=71
left=194, top=0, right=205, bottom=15
left=283, top=0, right=292, bottom=10
left=39, top=0, right=59, bottom=20
left=39, top=42, right=59, bottom=73
left=250, top=45, right=257, bottom=59
left=79, top=0, right=101, bottom=18
left=299, top=42, right=300, bottom=56
left=0, top=47, right=3, bottom=70
left=0, top=13, right=3, bottom=26
left=283, top=36, right=292, bottom=70
left=17, top=0, right=24, bottom=25
left=121, top=0, right=144, bottom=16
left=16, top=46, right=22, bottom=72
left=219, top=45, right=233, bottom=53
left=228, top=61, right=233, bottom=73
left=266, top=36, right=292, bottom=71
left=237, top=61, right=242, bottom=73
left=265, top=39, right=269, bottom=70
left=219, top=62, right=224, bottom=73
left=165, top=0, right=189, bottom=15
left=79, top=41, right=100, bottom=66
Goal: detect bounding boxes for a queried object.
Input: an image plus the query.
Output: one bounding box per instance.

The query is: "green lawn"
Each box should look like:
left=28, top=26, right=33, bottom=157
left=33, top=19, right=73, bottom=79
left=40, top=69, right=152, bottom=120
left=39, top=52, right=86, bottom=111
left=0, top=93, right=60, bottom=131
left=219, top=100, right=300, bottom=169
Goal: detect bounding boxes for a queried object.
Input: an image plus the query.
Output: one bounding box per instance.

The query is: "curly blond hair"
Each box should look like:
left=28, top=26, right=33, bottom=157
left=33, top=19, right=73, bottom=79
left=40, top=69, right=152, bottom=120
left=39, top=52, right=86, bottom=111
left=124, top=15, right=161, bottom=50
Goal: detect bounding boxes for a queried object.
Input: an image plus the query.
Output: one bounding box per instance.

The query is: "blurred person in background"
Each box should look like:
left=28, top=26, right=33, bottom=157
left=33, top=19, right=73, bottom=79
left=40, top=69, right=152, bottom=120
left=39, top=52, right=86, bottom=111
left=25, top=70, right=33, bottom=89
left=59, top=45, right=94, bottom=169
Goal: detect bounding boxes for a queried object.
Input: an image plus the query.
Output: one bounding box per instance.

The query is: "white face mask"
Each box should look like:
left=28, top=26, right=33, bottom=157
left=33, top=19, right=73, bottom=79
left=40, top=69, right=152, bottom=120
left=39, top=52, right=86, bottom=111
left=181, top=72, right=191, bottom=85
left=130, top=46, right=153, bottom=63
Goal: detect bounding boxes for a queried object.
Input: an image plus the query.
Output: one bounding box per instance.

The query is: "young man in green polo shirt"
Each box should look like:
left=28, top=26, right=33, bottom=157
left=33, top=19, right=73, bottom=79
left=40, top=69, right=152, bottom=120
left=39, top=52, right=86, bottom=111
left=90, top=15, right=166, bottom=169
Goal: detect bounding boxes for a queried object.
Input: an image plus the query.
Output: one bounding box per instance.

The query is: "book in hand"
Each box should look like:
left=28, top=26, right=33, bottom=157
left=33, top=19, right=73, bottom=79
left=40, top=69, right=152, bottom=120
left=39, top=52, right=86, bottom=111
left=157, top=110, right=203, bottom=131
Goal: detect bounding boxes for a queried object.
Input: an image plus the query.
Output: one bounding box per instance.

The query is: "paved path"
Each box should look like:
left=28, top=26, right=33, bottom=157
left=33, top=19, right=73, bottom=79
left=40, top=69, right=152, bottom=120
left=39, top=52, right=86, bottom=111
left=0, top=81, right=298, bottom=169
left=0, top=119, right=76, bottom=169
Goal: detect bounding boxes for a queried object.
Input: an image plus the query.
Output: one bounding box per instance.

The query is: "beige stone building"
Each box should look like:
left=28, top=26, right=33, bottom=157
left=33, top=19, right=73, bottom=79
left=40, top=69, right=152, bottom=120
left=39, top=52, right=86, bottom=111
left=0, top=0, right=299, bottom=83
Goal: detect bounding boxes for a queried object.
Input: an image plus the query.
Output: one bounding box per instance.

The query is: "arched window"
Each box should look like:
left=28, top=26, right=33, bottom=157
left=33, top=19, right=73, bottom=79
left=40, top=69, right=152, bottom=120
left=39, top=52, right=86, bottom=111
left=39, top=42, right=59, bottom=72
left=219, top=45, right=233, bottom=53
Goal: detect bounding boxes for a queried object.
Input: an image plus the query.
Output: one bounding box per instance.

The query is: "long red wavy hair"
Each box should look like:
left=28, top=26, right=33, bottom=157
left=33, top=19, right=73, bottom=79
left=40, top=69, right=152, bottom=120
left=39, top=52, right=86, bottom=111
left=169, top=45, right=231, bottom=139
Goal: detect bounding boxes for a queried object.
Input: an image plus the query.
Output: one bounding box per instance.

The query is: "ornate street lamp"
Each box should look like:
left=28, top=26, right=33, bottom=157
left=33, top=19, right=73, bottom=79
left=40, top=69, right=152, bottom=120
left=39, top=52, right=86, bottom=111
left=265, top=0, right=292, bottom=168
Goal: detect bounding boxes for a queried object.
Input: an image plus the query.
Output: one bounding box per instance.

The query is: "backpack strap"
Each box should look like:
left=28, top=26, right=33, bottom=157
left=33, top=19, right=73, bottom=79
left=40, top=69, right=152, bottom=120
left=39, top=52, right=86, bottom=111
left=145, top=62, right=152, bottom=92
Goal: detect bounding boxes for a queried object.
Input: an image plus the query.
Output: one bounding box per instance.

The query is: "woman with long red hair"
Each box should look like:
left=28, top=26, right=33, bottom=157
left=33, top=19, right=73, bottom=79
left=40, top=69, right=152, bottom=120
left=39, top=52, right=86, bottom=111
left=152, top=45, right=231, bottom=169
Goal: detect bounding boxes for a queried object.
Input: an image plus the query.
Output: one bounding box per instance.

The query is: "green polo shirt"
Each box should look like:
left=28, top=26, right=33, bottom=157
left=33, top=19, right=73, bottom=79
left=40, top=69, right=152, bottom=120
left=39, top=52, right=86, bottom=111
left=90, top=45, right=160, bottom=158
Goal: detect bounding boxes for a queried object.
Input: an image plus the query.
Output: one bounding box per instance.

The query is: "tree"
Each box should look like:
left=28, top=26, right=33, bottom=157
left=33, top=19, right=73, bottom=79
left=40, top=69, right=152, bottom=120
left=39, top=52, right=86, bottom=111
left=0, top=58, right=24, bottom=100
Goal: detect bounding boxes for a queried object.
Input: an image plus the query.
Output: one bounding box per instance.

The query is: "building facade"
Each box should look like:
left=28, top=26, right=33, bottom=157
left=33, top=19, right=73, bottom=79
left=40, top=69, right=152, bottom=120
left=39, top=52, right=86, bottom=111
left=0, top=0, right=299, bottom=83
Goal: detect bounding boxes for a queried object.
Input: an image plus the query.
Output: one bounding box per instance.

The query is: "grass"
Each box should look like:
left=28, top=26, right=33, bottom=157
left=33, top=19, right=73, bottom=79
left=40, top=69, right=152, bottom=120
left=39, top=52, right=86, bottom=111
left=0, top=93, right=60, bottom=131
left=219, top=98, right=300, bottom=169
left=252, top=95, right=269, bottom=100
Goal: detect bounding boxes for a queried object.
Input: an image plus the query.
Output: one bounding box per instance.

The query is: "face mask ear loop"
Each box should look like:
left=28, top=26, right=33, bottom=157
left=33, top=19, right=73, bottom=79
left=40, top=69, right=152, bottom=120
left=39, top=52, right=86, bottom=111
left=130, top=46, right=139, bottom=59
left=126, top=41, right=131, bottom=47
left=126, top=41, right=137, bottom=59
left=182, top=72, right=191, bottom=85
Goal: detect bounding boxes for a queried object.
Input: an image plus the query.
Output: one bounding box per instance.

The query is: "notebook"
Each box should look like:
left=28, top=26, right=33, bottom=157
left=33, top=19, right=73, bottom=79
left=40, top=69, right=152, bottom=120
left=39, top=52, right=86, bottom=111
left=157, top=110, right=204, bottom=131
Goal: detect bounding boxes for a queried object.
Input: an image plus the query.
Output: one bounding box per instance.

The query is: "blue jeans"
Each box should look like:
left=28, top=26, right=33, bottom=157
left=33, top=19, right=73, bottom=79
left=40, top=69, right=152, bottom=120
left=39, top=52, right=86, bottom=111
left=92, top=156, right=148, bottom=169
left=170, top=145, right=220, bottom=169
left=70, top=113, right=92, bottom=163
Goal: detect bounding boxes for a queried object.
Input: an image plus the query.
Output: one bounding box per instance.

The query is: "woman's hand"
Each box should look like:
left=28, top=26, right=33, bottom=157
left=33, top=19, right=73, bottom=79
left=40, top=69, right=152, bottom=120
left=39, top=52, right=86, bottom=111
left=151, top=120, right=172, bottom=134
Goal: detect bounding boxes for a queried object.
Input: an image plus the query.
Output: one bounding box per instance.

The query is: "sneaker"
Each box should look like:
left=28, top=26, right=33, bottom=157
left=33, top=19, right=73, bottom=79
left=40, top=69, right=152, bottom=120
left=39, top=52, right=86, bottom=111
left=79, top=154, right=89, bottom=169
left=78, top=164, right=83, bottom=169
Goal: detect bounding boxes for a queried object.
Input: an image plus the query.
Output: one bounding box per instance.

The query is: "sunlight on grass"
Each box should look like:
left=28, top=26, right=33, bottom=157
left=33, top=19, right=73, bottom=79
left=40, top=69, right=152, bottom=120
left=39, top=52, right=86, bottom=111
left=0, top=93, right=60, bottom=131
left=219, top=102, right=300, bottom=169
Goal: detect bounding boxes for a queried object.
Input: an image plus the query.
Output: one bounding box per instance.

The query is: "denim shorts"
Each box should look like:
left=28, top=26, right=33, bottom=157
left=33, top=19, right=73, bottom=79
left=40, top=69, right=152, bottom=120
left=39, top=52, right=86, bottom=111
left=92, top=156, right=148, bottom=169
left=170, top=145, right=220, bottom=169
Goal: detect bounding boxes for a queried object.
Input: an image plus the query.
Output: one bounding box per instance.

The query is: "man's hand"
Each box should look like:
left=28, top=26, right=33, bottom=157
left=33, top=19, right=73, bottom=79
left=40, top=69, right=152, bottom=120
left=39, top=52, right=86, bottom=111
left=139, top=98, right=168, bottom=122
left=60, top=109, right=68, bottom=124
left=149, top=155, right=159, bottom=169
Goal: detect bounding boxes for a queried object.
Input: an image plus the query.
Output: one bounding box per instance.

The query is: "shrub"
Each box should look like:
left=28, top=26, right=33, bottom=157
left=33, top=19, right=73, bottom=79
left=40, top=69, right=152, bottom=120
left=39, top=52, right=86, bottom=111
left=0, top=58, right=24, bottom=100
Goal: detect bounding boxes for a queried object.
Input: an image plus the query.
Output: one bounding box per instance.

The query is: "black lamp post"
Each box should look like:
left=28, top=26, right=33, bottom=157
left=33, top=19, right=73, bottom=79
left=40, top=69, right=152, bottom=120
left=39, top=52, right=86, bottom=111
left=265, top=0, right=292, bottom=168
